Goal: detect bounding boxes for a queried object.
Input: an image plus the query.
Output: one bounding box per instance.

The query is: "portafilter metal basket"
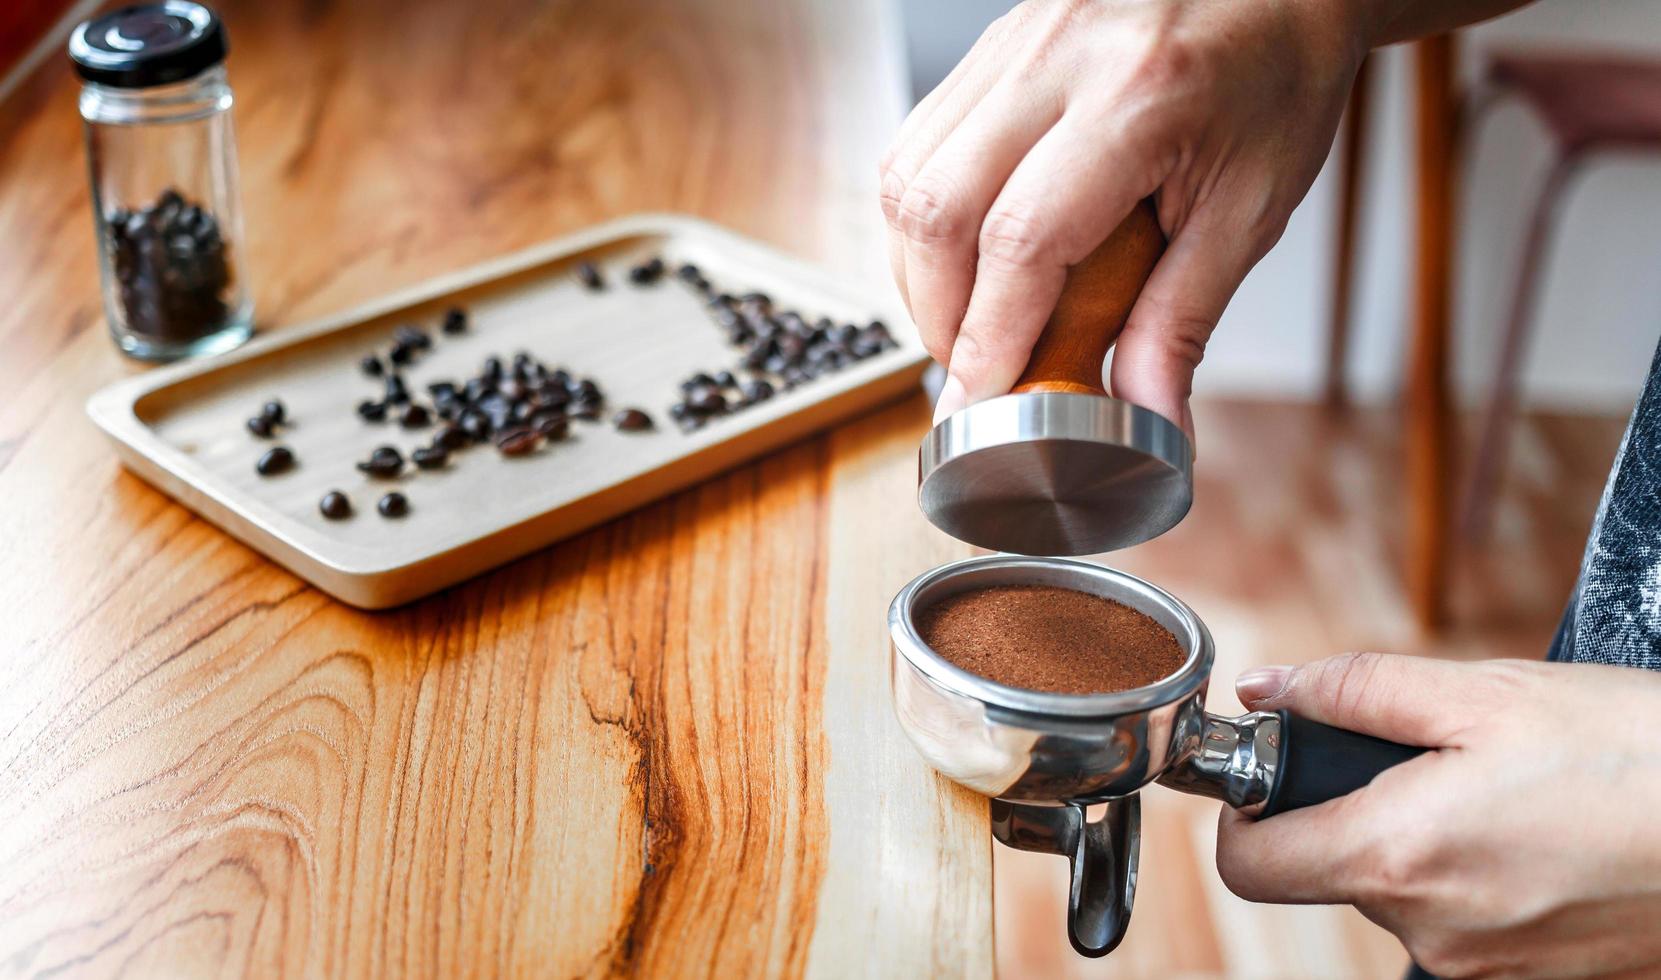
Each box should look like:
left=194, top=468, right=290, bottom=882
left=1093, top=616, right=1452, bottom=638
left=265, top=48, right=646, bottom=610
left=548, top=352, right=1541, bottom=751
left=889, top=554, right=1423, bottom=957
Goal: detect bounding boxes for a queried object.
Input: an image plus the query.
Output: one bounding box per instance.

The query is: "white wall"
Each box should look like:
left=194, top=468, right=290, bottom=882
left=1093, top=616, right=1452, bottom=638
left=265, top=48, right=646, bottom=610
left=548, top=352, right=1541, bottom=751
left=899, top=0, right=1661, bottom=412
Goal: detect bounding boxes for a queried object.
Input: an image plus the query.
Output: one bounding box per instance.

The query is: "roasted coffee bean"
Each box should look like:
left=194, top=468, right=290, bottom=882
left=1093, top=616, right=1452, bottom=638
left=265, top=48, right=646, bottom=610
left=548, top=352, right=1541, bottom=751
left=495, top=427, right=540, bottom=456
left=399, top=403, right=431, bottom=428
left=482, top=356, right=504, bottom=382
left=498, top=378, right=526, bottom=402
left=850, top=337, right=882, bottom=360
left=460, top=411, right=492, bottom=442
left=319, top=491, right=351, bottom=520
left=394, top=324, right=431, bottom=351
left=357, top=399, right=388, bottom=422
left=534, top=385, right=570, bottom=409
left=741, top=346, right=770, bottom=370
left=256, top=446, right=295, bottom=476
left=627, top=256, right=665, bottom=284
left=441, top=307, right=468, bottom=335
left=711, top=306, right=741, bottom=331
left=463, top=377, right=494, bottom=403
left=435, top=424, right=469, bottom=451
left=569, top=401, right=601, bottom=422
left=534, top=414, right=570, bottom=440
left=575, top=261, right=604, bottom=290
left=360, top=354, right=385, bottom=377
left=477, top=393, right=512, bottom=429
left=357, top=445, right=404, bottom=478
left=246, top=415, right=274, bottom=438
left=686, top=385, right=726, bottom=416
left=388, top=343, right=413, bottom=366
left=781, top=367, right=809, bottom=388
left=412, top=446, right=448, bottom=470
left=676, top=262, right=703, bottom=284
left=714, top=370, right=738, bottom=389
left=737, top=291, right=772, bottom=310
left=680, top=372, right=717, bottom=393
left=668, top=402, right=691, bottom=420
left=427, top=381, right=457, bottom=401
left=777, top=334, right=807, bottom=361
left=261, top=400, right=287, bottom=424
left=612, top=408, right=653, bottom=431
left=377, top=492, right=409, bottom=518
left=384, top=374, right=410, bottom=404
left=549, top=368, right=573, bottom=389
left=675, top=413, right=705, bottom=433
left=571, top=378, right=601, bottom=403
left=508, top=401, right=534, bottom=425
left=741, top=379, right=774, bottom=403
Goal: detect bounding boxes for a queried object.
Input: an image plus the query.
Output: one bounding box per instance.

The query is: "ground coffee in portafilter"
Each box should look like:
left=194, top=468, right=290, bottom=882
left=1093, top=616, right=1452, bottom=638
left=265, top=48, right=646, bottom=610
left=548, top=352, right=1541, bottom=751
left=916, top=585, right=1185, bottom=695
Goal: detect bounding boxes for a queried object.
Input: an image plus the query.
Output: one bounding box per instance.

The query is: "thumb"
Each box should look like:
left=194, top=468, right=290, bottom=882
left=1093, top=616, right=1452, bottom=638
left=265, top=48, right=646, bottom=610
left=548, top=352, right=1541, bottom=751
left=1234, top=652, right=1492, bottom=749
left=1109, top=205, right=1271, bottom=441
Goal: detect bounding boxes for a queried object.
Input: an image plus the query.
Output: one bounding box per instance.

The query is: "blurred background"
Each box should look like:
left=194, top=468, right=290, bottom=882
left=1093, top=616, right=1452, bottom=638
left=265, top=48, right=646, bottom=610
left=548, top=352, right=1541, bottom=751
left=6, top=0, right=1656, bottom=976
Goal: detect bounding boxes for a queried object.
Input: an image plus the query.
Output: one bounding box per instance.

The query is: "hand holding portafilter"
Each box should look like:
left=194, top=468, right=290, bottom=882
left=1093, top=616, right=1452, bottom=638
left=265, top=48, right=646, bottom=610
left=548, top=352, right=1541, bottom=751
left=918, top=199, right=1192, bottom=557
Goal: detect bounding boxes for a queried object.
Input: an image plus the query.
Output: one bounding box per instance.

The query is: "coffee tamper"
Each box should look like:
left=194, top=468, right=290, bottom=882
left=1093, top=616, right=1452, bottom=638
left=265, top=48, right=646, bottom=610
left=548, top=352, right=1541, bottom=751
left=919, top=198, right=1190, bottom=556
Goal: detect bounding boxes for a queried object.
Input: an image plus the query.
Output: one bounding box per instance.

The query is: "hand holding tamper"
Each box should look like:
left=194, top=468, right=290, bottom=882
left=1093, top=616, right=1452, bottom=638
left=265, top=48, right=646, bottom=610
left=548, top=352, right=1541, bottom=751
left=918, top=199, right=1192, bottom=556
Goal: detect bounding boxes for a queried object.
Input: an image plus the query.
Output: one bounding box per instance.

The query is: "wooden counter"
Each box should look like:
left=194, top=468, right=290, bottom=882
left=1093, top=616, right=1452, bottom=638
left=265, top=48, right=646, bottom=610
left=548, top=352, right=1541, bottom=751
left=0, top=0, right=991, bottom=974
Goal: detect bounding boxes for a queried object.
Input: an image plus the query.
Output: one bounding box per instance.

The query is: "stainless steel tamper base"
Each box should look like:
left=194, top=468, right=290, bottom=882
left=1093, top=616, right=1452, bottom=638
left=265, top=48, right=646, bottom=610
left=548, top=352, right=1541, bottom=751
left=918, top=392, right=1193, bottom=555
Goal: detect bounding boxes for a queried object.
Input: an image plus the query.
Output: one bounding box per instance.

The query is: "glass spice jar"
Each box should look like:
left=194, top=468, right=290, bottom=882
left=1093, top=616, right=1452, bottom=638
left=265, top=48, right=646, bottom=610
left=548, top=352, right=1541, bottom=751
left=70, top=1, right=253, bottom=361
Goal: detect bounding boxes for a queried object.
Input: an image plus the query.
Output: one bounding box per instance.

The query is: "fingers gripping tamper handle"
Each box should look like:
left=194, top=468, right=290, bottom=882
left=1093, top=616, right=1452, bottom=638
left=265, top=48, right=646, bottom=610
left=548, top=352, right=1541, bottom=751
left=1259, top=711, right=1428, bottom=818
left=1011, top=197, right=1166, bottom=396
left=916, top=198, right=1188, bottom=556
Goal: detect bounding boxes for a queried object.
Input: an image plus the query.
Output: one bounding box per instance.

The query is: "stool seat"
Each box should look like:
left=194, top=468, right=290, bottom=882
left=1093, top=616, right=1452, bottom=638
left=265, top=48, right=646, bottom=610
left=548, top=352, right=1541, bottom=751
left=1490, top=51, right=1661, bottom=152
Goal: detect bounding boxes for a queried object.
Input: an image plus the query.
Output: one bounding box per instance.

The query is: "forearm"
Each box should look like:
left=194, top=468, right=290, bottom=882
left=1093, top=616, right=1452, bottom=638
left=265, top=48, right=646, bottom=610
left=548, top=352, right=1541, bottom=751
left=1354, top=0, right=1533, bottom=46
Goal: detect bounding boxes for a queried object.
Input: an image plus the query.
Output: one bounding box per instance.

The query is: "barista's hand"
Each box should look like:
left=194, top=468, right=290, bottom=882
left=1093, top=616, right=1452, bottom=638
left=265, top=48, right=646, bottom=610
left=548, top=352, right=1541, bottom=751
left=879, top=0, right=1365, bottom=432
left=1217, top=653, right=1661, bottom=978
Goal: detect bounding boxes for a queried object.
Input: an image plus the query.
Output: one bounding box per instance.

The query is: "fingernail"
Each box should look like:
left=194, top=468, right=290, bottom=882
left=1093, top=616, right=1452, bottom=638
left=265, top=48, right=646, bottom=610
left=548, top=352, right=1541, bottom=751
left=1235, top=666, right=1291, bottom=705
left=933, top=374, right=967, bottom=425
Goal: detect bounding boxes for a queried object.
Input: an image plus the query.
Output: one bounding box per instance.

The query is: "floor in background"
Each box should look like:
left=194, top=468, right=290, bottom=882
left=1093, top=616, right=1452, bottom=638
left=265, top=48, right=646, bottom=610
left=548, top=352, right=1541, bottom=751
left=994, top=397, right=1628, bottom=980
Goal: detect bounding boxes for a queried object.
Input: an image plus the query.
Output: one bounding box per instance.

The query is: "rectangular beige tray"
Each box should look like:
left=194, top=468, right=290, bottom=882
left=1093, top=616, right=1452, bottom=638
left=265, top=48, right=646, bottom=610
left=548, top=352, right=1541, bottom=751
left=87, top=214, right=927, bottom=608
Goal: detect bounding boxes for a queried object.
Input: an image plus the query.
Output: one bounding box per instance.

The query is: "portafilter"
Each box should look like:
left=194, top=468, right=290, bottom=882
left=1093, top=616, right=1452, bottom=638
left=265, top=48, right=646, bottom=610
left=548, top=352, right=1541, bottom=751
left=890, top=558, right=1423, bottom=957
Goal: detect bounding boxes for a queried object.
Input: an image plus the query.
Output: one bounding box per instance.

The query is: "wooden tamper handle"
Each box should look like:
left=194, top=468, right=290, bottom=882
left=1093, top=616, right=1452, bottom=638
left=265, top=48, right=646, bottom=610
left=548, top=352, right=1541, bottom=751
left=1011, top=198, right=1167, bottom=396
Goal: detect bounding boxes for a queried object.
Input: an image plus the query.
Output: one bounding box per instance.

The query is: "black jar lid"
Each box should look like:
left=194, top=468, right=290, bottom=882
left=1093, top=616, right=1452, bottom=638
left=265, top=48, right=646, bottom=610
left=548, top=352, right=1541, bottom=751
left=69, top=2, right=228, bottom=89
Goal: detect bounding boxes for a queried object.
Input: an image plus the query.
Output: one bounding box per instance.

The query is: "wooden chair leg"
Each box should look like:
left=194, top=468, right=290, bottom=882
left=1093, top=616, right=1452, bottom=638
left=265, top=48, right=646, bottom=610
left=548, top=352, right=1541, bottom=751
left=1325, top=55, right=1374, bottom=410
left=1406, top=34, right=1456, bottom=629
left=1459, top=152, right=1583, bottom=543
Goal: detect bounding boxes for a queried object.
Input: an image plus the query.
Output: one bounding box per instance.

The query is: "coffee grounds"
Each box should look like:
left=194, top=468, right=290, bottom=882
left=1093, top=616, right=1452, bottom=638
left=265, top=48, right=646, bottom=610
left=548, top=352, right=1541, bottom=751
left=916, top=585, right=1185, bottom=695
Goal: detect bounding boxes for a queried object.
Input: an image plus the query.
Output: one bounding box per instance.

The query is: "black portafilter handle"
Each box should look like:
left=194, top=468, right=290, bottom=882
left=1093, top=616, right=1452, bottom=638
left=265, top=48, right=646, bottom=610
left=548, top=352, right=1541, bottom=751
left=1258, top=710, right=1428, bottom=818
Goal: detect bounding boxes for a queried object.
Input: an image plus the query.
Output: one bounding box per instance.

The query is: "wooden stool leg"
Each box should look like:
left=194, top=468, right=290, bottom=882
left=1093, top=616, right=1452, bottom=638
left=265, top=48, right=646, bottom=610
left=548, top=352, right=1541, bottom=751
left=1459, top=152, right=1582, bottom=543
left=1407, top=35, right=1457, bottom=628
left=1325, top=55, right=1374, bottom=410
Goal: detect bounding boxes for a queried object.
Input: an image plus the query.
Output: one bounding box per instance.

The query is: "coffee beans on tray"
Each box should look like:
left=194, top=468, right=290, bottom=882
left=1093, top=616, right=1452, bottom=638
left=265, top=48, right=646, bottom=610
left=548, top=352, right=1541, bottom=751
left=106, top=188, right=234, bottom=342
left=637, top=259, right=898, bottom=432
left=916, top=585, right=1186, bottom=695
left=241, top=254, right=897, bottom=525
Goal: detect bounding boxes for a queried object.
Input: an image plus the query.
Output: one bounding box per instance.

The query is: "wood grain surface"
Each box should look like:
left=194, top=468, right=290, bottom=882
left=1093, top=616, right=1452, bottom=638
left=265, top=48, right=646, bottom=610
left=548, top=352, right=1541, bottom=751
left=0, top=0, right=992, bottom=976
